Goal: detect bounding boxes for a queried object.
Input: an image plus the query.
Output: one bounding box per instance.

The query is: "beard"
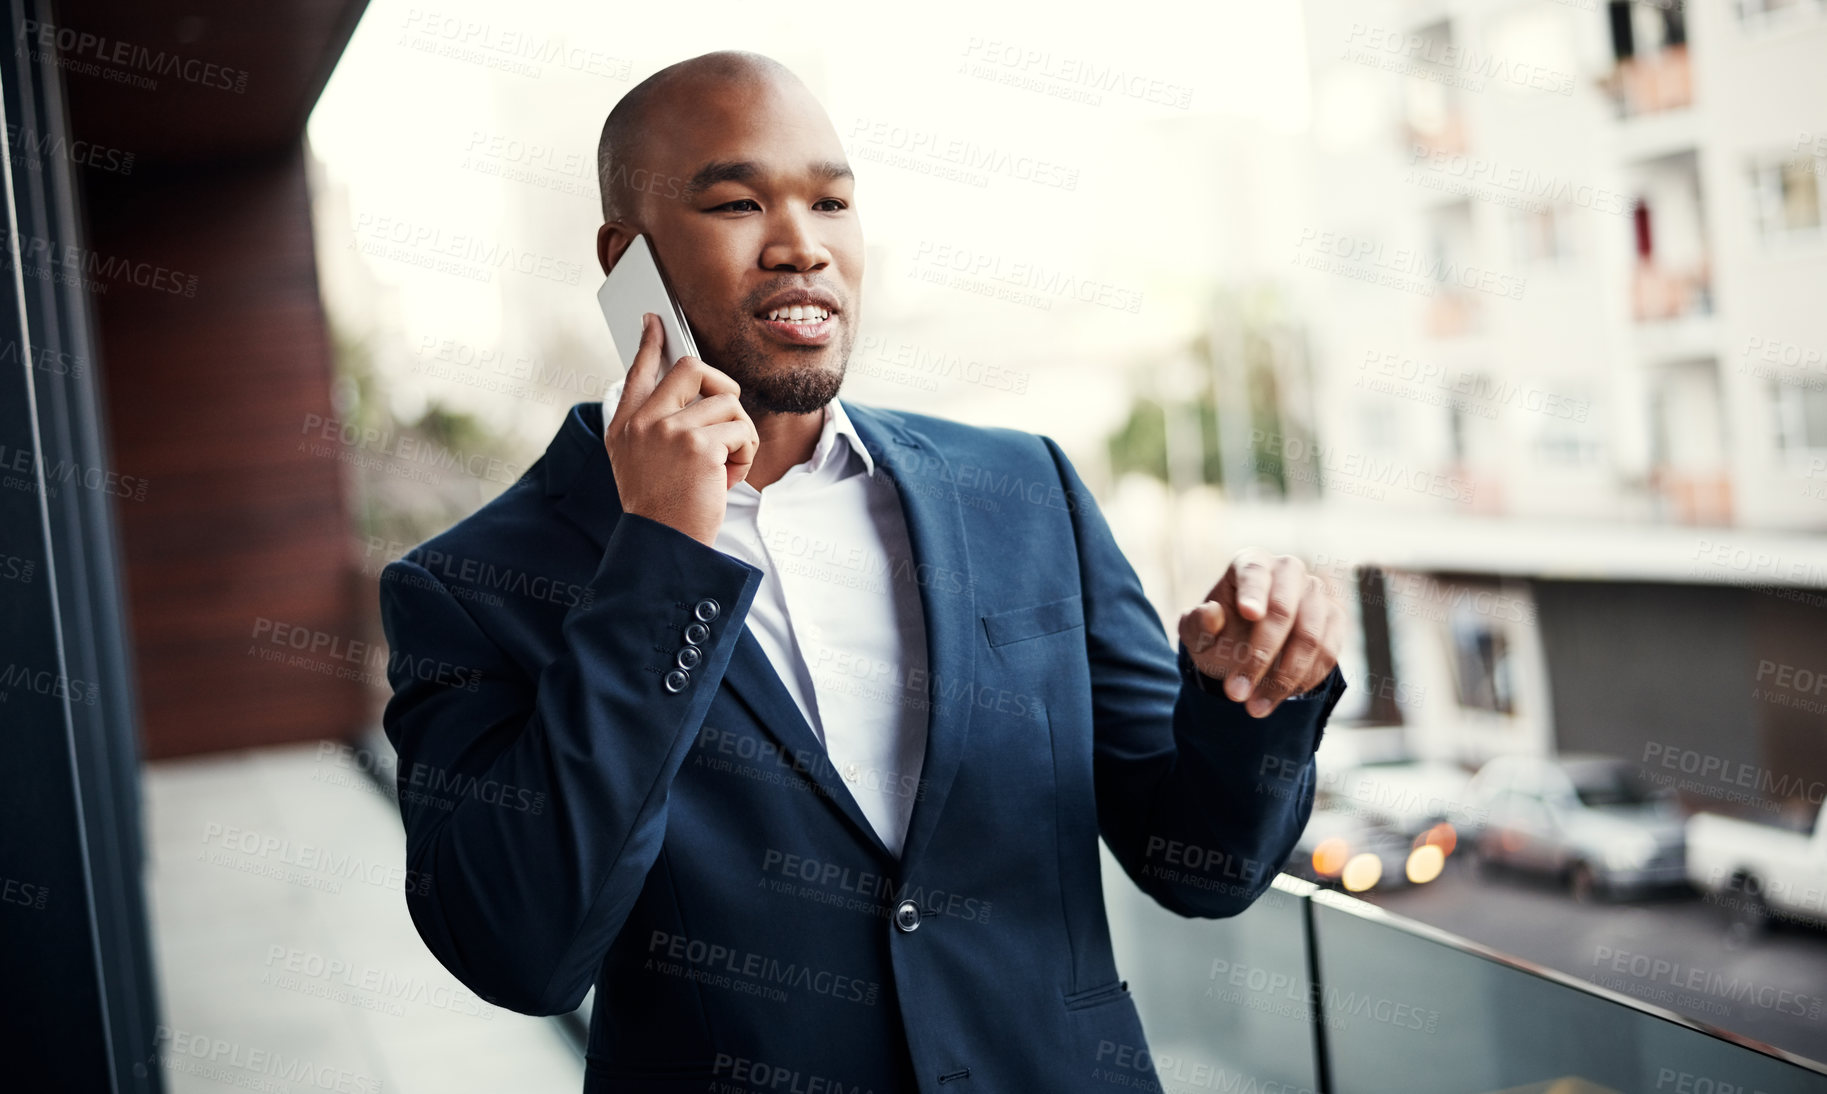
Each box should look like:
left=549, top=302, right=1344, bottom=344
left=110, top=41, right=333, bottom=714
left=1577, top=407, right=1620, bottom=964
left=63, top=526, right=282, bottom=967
left=702, top=298, right=853, bottom=417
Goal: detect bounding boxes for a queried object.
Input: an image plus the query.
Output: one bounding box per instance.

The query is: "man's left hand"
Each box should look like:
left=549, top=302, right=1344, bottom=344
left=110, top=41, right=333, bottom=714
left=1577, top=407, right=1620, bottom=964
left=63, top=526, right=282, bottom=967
left=1176, top=549, right=1345, bottom=719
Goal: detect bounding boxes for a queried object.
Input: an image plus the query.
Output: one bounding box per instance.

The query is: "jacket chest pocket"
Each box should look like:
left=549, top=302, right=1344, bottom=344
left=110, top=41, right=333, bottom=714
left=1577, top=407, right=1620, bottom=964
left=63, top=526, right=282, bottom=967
left=981, top=594, right=1084, bottom=648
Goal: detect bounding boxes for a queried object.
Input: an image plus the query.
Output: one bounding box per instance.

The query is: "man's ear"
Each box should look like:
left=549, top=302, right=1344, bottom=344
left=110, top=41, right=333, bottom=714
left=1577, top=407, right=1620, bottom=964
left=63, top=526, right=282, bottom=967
left=597, top=221, right=638, bottom=277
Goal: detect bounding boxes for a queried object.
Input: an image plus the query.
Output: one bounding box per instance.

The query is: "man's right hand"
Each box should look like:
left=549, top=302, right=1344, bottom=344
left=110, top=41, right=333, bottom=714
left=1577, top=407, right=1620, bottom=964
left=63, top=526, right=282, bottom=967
left=605, top=312, right=759, bottom=547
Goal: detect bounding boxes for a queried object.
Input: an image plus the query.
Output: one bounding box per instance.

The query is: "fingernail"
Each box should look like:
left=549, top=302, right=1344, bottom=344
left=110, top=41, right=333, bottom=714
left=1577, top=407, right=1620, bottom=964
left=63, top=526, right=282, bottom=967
left=1226, top=675, right=1251, bottom=701
left=1247, top=697, right=1270, bottom=718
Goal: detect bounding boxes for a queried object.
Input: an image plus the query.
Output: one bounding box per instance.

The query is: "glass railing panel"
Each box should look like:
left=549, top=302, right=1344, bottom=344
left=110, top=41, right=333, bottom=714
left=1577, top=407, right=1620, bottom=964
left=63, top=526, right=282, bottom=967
left=1103, top=853, right=1322, bottom=1092
left=1310, top=890, right=1827, bottom=1094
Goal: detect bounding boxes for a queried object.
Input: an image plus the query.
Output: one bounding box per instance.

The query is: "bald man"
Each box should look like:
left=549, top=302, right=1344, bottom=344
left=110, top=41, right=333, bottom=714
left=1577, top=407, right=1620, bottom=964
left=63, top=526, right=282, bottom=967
left=379, top=50, right=1347, bottom=1093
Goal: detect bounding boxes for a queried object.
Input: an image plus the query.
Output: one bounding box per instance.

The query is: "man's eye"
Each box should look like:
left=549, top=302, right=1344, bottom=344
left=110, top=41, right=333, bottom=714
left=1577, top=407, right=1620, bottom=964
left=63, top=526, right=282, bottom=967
left=711, top=199, right=761, bottom=212
left=815, top=199, right=848, bottom=212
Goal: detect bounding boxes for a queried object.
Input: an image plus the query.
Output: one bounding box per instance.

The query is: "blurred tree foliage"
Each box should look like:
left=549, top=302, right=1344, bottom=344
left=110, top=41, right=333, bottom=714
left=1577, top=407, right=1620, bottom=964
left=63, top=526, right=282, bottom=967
left=1105, top=286, right=1313, bottom=499
left=329, top=321, right=517, bottom=555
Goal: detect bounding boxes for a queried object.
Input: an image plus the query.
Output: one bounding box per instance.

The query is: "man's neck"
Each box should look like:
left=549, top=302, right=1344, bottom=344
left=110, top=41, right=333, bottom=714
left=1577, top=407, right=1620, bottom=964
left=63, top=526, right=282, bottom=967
left=744, top=404, right=827, bottom=491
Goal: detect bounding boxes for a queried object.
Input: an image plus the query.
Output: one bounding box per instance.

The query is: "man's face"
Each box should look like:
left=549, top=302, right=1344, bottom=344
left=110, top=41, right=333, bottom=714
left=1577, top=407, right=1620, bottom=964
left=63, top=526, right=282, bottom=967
left=601, top=78, right=862, bottom=416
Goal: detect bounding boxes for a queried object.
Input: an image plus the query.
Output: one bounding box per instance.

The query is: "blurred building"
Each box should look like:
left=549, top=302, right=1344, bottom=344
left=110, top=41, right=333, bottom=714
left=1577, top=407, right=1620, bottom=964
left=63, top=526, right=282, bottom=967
left=1251, top=0, right=1827, bottom=791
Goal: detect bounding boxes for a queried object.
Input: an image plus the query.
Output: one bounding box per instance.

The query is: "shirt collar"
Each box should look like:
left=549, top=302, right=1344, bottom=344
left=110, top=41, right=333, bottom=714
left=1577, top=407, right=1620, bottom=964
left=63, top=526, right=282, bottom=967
left=816, top=396, right=875, bottom=478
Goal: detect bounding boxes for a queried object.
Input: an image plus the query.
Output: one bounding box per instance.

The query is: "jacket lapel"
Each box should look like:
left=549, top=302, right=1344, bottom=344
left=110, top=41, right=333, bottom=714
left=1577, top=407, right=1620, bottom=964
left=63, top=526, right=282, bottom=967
left=843, top=402, right=978, bottom=873
left=542, top=400, right=978, bottom=872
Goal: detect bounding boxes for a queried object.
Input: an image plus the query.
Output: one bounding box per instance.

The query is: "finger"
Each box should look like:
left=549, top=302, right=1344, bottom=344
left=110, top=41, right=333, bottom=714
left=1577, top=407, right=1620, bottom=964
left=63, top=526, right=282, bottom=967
left=1225, top=556, right=1306, bottom=701
left=662, top=391, right=747, bottom=431
left=643, top=355, right=740, bottom=419
left=690, top=419, right=760, bottom=488
left=1247, top=575, right=1328, bottom=716
left=609, top=312, right=665, bottom=437
left=1177, top=599, right=1227, bottom=656
left=1229, top=549, right=1274, bottom=621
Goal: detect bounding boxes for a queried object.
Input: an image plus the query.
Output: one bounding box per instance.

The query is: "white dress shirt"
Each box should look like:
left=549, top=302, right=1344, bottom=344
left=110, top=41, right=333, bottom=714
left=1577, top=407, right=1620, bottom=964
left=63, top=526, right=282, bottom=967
left=599, top=384, right=930, bottom=857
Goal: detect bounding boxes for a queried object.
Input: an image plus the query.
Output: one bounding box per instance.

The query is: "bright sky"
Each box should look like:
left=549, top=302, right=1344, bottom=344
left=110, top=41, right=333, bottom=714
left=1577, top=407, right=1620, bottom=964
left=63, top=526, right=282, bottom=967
left=307, top=0, right=1315, bottom=455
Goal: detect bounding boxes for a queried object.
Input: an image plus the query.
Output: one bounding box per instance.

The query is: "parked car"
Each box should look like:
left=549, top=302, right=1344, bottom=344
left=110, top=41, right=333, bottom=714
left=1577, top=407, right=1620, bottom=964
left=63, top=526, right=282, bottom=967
left=1457, top=753, right=1685, bottom=902
left=1284, top=804, right=1455, bottom=893
left=1687, top=797, right=1827, bottom=936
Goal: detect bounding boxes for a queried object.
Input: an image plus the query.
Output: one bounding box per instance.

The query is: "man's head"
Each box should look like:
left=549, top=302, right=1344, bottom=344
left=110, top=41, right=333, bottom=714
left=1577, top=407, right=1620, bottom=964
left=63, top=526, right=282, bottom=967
left=595, top=51, right=861, bottom=418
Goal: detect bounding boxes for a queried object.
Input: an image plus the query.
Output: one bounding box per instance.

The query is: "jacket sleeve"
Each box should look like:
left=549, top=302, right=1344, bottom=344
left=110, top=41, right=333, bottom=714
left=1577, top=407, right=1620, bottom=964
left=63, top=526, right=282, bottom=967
left=1039, top=436, right=1348, bottom=918
left=377, top=512, right=764, bottom=1015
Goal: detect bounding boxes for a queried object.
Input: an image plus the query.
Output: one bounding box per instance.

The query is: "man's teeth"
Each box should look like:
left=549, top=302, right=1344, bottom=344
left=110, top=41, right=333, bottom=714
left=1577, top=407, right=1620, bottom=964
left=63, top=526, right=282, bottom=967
left=764, top=305, right=829, bottom=323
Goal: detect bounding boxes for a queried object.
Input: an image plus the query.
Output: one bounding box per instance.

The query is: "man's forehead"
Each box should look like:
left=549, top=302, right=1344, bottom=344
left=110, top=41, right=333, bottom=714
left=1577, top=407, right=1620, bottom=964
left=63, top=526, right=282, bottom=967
left=677, top=156, right=853, bottom=199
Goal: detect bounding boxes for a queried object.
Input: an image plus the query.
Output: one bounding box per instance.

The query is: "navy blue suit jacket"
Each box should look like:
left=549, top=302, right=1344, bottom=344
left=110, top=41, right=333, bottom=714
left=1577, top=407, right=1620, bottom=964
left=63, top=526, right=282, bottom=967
left=377, top=399, right=1346, bottom=1092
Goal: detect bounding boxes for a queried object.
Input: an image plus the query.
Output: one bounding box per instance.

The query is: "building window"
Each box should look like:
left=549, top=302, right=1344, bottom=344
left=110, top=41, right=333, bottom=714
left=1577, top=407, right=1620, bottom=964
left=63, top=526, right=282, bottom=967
left=1449, top=612, right=1515, bottom=715
left=1735, top=0, right=1824, bottom=30
left=1604, top=0, right=1691, bottom=116
left=1750, top=155, right=1826, bottom=241
left=1772, top=379, right=1827, bottom=453
left=1510, top=204, right=1576, bottom=265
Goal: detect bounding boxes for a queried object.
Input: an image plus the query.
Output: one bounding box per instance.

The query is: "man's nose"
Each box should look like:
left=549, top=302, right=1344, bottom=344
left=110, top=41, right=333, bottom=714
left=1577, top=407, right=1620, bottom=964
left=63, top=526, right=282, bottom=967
left=760, top=209, right=831, bottom=271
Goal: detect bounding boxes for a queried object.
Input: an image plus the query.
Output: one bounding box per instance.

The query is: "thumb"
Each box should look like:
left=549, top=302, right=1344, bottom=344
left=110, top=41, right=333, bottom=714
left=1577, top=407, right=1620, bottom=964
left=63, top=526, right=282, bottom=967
left=1178, top=599, right=1227, bottom=656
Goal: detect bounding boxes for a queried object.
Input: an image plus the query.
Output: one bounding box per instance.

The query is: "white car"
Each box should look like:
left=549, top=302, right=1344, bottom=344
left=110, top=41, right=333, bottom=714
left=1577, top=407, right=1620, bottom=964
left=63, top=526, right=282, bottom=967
left=1322, top=760, right=1474, bottom=839
left=1458, top=753, right=1686, bottom=902
left=1687, top=798, right=1827, bottom=935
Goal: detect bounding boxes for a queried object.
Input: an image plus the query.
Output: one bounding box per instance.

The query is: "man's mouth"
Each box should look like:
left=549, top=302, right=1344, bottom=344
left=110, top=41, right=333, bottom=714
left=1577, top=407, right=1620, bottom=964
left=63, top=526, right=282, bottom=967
left=754, top=304, right=836, bottom=345
left=759, top=305, right=830, bottom=324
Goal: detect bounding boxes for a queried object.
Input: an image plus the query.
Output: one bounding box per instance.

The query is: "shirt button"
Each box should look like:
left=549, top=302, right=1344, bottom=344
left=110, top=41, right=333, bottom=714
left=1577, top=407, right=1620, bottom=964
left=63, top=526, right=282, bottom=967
left=683, top=622, right=710, bottom=646
left=663, top=669, right=690, bottom=693
left=894, top=900, right=922, bottom=933
left=693, top=598, right=720, bottom=622
left=675, top=646, right=702, bottom=671
left=844, top=763, right=859, bottom=783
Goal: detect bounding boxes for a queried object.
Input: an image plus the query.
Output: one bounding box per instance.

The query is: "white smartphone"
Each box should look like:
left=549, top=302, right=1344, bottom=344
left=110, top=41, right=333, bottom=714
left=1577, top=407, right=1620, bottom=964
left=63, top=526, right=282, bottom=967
left=597, top=233, right=699, bottom=378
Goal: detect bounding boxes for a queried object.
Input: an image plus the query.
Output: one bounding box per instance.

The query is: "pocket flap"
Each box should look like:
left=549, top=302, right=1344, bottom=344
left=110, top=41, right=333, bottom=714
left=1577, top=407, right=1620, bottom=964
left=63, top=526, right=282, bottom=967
left=982, top=594, right=1084, bottom=647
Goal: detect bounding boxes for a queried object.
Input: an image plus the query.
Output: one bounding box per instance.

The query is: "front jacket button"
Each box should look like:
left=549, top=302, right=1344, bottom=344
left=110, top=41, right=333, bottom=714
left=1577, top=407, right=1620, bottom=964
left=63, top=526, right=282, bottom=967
left=675, top=646, right=702, bottom=671
left=693, top=598, right=721, bottom=622
left=894, top=900, right=922, bottom=933
left=663, top=669, right=690, bottom=693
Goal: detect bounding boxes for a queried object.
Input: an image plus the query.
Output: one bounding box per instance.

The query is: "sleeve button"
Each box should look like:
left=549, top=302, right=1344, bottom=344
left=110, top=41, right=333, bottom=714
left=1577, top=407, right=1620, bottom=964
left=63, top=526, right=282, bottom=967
left=684, top=622, right=710, bottom=646
left=693, top=598, right=721, bottom=622
left=663, top=669, right=691, bottom=693
left=675, top=646, right=702, bottom=671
